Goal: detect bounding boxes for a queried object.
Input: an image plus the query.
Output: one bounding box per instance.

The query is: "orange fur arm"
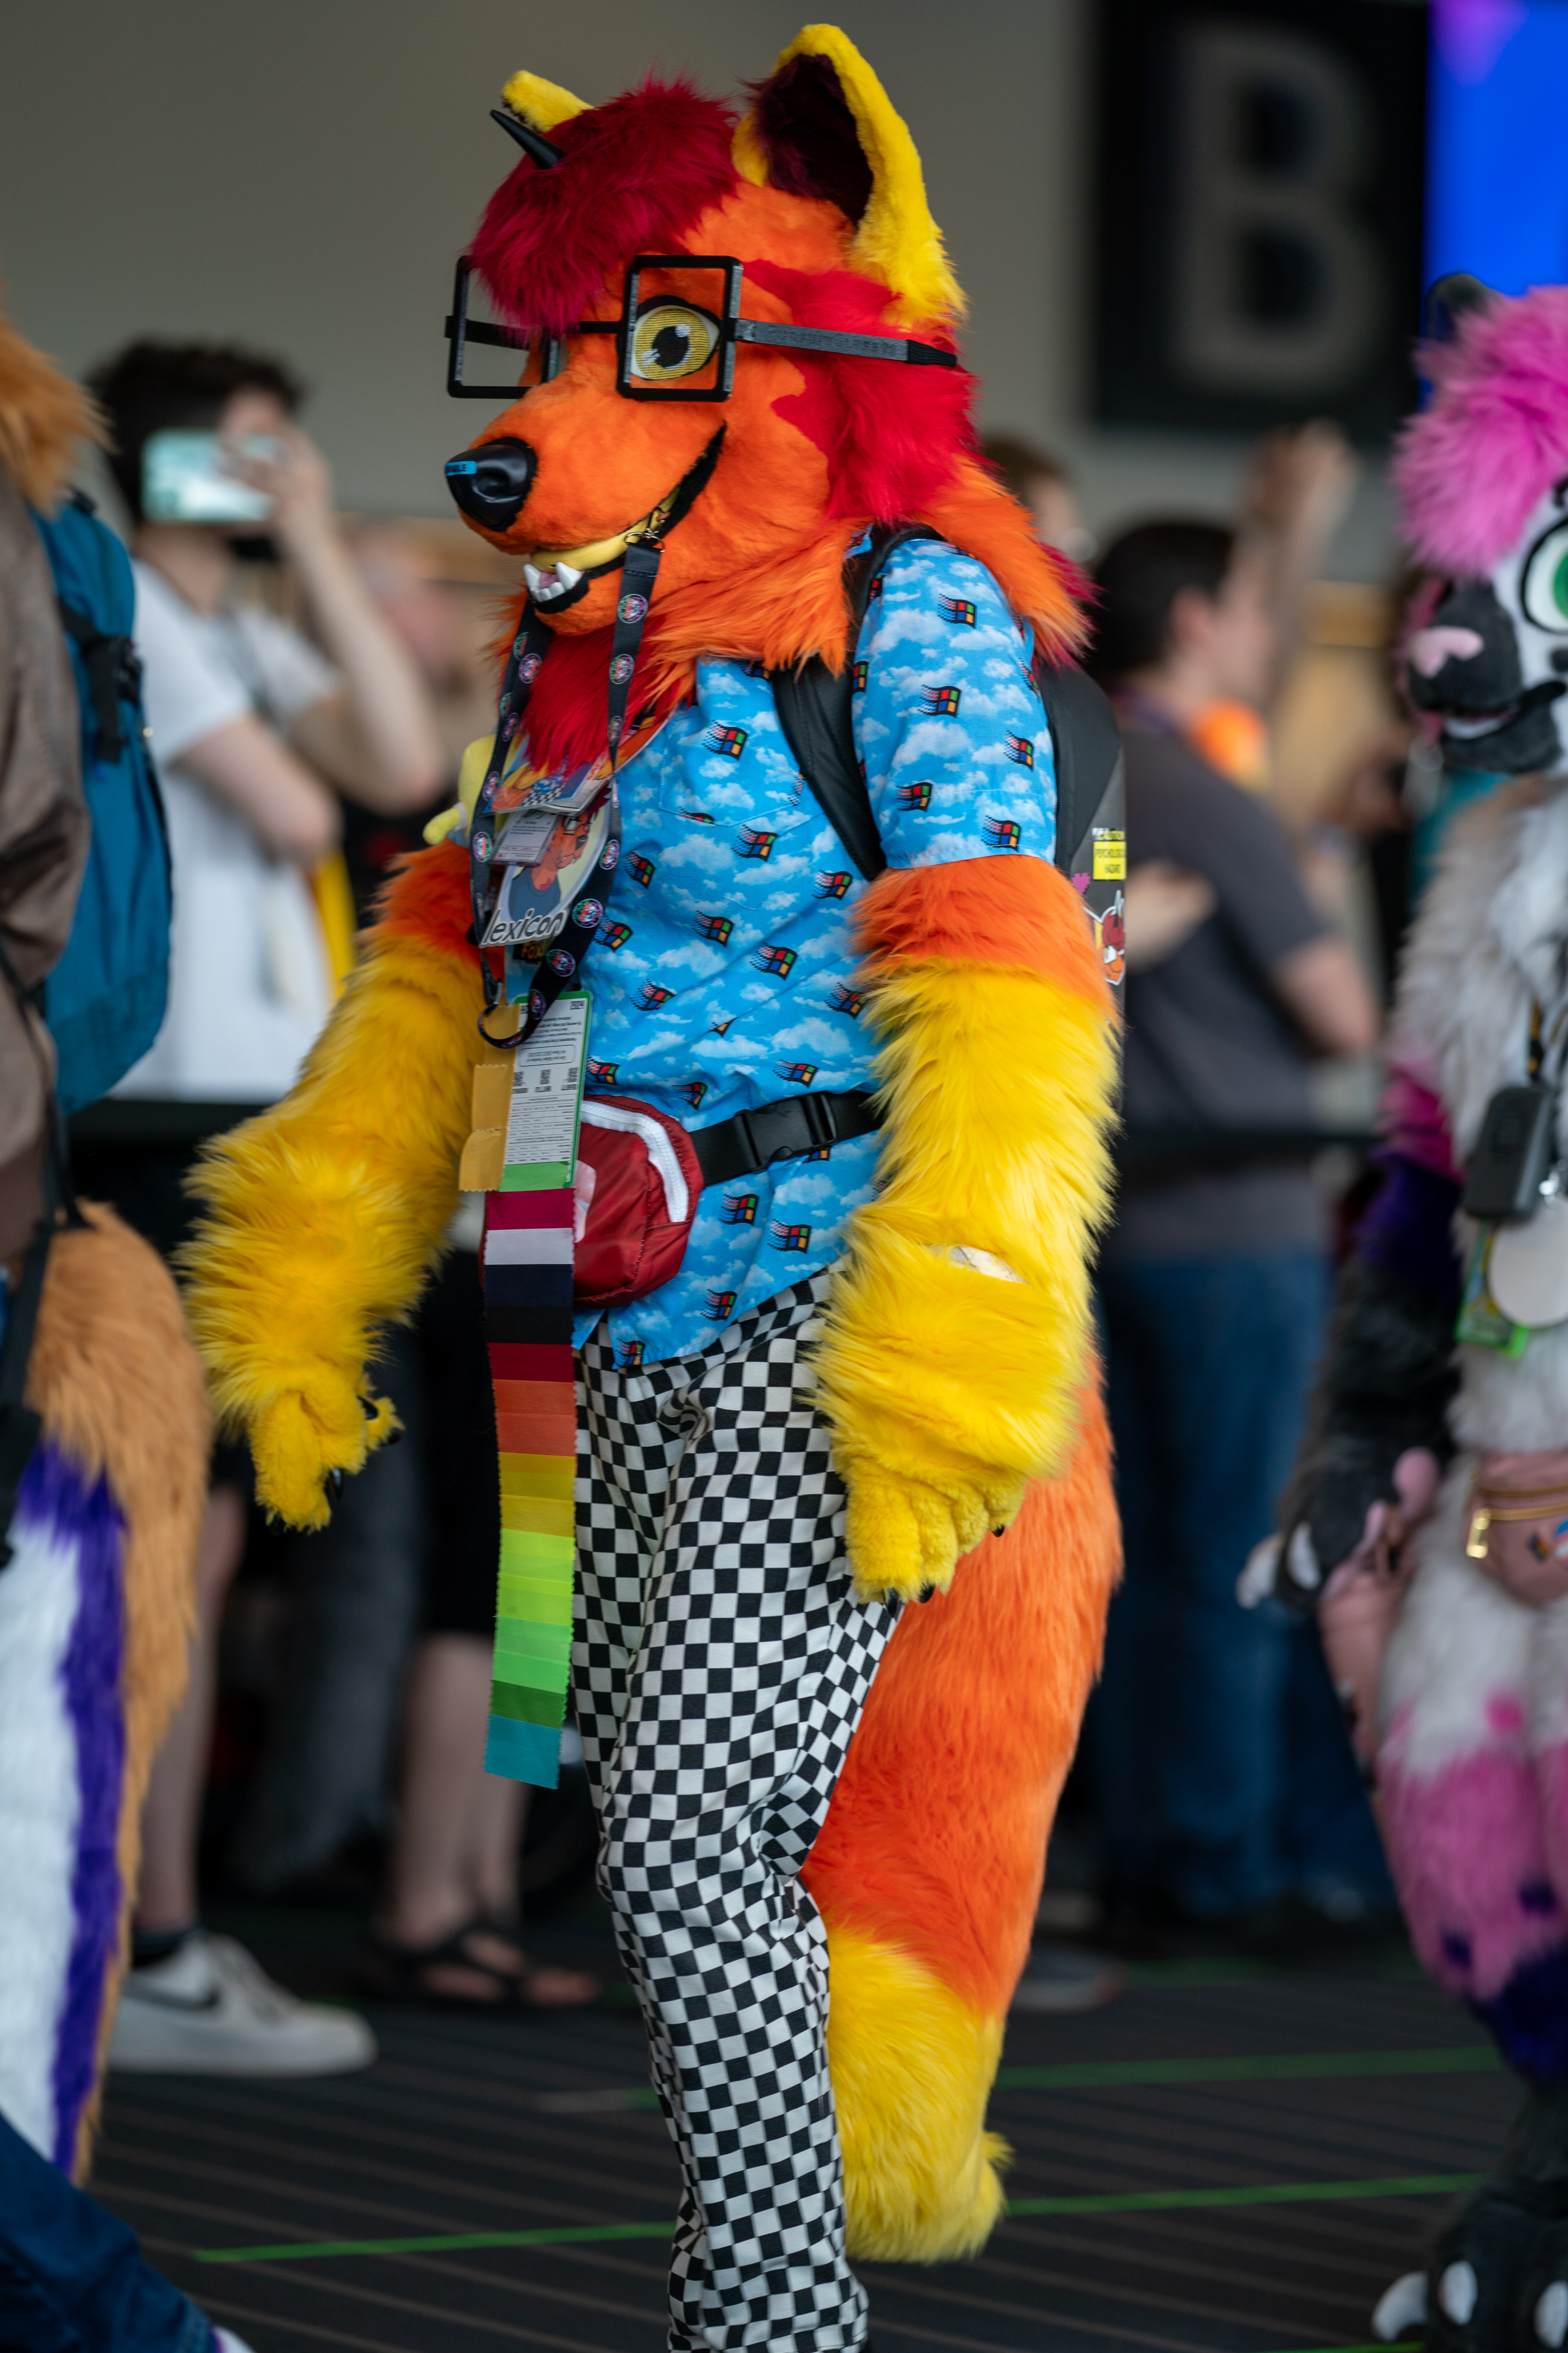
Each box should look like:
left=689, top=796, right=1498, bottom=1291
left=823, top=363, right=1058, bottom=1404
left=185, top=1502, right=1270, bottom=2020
left=182, top=845, right=484, bottom=1528
left=812, top=856, right=1117, bottom=1600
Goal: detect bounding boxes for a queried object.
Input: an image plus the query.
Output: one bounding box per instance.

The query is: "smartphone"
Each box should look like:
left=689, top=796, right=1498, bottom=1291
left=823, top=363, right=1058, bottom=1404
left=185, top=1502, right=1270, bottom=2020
left=141, top=429, right=282, bottom=524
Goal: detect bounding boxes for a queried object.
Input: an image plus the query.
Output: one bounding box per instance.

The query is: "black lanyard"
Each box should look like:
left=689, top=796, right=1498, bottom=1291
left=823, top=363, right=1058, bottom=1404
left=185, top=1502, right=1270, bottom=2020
left=468, top=537, right=666, bottom=1048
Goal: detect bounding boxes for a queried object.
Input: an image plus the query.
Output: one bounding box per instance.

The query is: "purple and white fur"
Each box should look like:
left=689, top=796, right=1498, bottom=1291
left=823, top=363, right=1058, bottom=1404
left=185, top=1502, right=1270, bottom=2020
left=0, top=1440, right=127, bottom=2168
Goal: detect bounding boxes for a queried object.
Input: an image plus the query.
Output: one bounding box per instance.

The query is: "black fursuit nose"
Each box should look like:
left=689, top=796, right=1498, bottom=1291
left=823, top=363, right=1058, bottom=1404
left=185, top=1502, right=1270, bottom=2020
left=443, top=438, right=536, bottom=530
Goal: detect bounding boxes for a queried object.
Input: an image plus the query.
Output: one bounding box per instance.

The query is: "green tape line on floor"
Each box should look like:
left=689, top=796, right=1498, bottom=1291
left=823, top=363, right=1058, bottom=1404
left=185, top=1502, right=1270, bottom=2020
left=196, top=2221, right=676, bottom=2264
left=194, top=2171, right=1481, bottom=2265
left=1007, top=2169, right=1481, bottom=2217
left=535, top=2044, right=1496, bottom=2112
left=995, top=2044, right=1499, bottom=2092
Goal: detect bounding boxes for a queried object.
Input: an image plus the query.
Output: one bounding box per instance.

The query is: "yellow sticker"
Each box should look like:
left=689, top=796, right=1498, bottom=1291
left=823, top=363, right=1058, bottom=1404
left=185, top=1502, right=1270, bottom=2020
left=1092, top=828, right=1126, bottom=881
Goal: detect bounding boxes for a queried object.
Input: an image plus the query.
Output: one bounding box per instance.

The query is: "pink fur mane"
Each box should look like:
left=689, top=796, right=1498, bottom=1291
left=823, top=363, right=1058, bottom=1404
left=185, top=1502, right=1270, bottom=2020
left=1394, top=287, right=1568, bottom=576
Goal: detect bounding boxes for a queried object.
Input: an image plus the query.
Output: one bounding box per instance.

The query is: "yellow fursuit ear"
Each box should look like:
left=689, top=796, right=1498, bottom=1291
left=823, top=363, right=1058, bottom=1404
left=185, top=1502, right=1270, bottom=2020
left=499, top=69, right=589, bottom=134
left=733, top=24, right=963, bottom=326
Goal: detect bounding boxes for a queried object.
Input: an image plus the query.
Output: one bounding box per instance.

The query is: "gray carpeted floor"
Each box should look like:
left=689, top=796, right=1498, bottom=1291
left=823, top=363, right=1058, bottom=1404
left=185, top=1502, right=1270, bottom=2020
left=93, top=1912, right=1499, bottom=2353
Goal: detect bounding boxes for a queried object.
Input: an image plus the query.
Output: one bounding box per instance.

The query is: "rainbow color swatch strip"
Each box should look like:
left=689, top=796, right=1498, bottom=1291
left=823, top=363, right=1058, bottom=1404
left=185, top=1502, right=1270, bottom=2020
left=482, top=1184, right=576, bottom=1786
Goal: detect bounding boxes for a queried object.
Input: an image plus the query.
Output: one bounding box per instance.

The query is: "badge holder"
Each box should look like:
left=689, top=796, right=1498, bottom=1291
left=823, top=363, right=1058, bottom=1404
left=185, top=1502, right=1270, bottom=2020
left=1456, top=1003, right=1568, bottom=1356
left=465, top=991, right=590, bottom=1788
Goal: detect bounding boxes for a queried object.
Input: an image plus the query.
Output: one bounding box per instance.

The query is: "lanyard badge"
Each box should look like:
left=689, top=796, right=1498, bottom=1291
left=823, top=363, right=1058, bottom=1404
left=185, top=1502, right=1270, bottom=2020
left=460, top=542, right=666, bottom=1784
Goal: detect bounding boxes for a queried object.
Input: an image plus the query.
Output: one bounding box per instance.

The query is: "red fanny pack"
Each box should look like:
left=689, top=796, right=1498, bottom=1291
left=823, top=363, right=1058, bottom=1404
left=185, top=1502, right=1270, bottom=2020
left=573, top=1095, right=704, bottom=1310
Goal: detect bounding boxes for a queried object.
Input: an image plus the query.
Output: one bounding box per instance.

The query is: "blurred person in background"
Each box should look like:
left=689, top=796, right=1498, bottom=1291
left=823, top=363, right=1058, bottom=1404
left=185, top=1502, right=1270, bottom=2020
left=1089, top=509, right=1390, bottom=1950
left=332, top=523, right=498, bottom=919
left=981, top=431, right=1095, bottom=562
left=80, top=337, right=442, bottom=2073
left=1185, top=422, right=1358, bottom=791
left=230, top=522, right=595, bottom=2005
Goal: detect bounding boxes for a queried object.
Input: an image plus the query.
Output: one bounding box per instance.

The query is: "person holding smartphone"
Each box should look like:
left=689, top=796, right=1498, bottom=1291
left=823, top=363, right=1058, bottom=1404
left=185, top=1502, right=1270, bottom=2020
left=92, top=339, right=444, bottom=1097
left=80, top=338, right=443, bottom=2076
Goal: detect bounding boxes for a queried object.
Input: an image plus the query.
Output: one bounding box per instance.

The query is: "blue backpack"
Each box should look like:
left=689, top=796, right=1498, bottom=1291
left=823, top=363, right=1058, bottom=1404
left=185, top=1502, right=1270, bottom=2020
left=30, top=493, right=171, bottom=1115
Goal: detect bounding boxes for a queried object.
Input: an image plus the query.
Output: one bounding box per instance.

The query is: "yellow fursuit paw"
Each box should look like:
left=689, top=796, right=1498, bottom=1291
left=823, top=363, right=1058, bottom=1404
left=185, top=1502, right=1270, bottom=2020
left=842, top=1456, right=1024, bottom=1602
left=250, top=1385, right=398, bottom=1531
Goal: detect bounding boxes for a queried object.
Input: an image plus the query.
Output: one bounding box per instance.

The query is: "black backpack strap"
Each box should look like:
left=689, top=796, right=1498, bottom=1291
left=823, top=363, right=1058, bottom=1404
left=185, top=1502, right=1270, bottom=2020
left=767, top=523, right=940, bottom=881
left=0, top=920, right=89, bottom=1562
left=771, top=527, right=1124, bottom=910
left=0, top=1215, right=50, bottom=1569
left=56, top=599, right=142, bottom=764
left=1033, top=659, right=1125, bottom=886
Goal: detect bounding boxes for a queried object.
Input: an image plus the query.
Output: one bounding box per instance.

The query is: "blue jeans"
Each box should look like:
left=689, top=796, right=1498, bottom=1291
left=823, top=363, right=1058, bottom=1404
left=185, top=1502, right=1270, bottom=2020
left=0, top=2109, right=212, bottom=2353
left=1092, top=1249, right=1389, bottom=1918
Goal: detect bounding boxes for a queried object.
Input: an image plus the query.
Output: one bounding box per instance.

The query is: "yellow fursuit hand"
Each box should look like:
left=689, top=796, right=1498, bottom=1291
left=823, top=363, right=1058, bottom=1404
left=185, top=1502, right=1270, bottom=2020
left=842, top=1455, right=1025, bottom=1604
left=182, top=847, right=484, bottom=1529
left=812, top=876, right=1118, bottom=1606
left=250, top=1385, right=398, bottom=1531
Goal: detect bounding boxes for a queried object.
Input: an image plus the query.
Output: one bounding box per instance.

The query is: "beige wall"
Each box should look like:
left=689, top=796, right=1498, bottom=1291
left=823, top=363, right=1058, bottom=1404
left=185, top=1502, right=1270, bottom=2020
left=0, top=0, right=1393, bottom=571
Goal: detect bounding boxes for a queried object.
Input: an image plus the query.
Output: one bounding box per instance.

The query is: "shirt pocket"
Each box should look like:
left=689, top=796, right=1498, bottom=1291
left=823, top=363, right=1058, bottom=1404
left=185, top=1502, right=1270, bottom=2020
left=656, top=713, right=820, bottom=856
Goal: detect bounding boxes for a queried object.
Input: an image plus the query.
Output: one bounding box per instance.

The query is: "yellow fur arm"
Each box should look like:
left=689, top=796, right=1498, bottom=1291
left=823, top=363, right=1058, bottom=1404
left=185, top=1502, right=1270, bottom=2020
left=182, top=865, right=484, bottom=1528
left=813, top=884, right=1117, bottom=1601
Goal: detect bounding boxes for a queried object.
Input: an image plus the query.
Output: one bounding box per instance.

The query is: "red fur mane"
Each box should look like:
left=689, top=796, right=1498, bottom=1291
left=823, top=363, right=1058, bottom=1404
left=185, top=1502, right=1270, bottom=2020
left=471, top=79, right=739, bottom=335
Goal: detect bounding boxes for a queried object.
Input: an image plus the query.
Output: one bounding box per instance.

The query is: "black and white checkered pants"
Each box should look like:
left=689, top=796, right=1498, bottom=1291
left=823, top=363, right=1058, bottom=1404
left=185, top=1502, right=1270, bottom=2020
left=575, top=1273, right=900, bottom=2352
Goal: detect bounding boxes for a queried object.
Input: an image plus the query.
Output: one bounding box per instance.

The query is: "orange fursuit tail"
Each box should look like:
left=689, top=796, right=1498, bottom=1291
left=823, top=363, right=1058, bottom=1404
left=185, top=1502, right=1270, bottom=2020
left=802, top=847, right=1118, bottom=2259
left=804, top=1394, right=1117, bottom=2259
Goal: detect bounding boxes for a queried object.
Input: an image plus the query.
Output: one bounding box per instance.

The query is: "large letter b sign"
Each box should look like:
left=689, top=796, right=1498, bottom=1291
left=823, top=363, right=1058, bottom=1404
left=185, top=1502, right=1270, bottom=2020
left=1096, top=0, right=1424, bottom=439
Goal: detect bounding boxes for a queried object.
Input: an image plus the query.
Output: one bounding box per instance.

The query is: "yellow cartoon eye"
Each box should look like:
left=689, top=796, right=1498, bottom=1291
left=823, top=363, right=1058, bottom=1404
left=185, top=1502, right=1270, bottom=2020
left=1522, top=520, right=1568, bottom=633
left=629, top=303, right=721, bottom=382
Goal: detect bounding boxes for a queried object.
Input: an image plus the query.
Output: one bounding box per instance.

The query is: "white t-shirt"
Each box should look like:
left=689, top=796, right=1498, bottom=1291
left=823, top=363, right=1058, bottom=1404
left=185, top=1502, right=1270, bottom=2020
left=116, top=563, right=338, bottom=1102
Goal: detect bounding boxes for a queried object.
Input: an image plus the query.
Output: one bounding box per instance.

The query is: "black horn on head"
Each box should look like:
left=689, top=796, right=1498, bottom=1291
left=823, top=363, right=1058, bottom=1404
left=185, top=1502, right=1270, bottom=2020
left=1423, top=273, right=1492, bottom=346
left=491, top=109, right=563, bottom=168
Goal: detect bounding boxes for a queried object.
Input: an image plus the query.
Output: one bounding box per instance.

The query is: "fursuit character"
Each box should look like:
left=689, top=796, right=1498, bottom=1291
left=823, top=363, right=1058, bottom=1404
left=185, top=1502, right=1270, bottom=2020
left=1256, top=284, right=1568, bottom=2352
left=0, top=309, right=208, bottom=2179
left=182, top=27, right=1120, bottom=2343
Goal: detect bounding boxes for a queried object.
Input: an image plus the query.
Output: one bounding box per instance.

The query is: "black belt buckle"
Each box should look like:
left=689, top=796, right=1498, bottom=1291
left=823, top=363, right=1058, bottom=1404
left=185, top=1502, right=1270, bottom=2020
left=738, top=1096, right=807, bottom=1169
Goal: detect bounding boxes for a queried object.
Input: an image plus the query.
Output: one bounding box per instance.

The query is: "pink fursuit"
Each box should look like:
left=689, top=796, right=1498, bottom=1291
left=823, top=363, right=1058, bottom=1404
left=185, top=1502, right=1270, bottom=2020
left=1381, top=1054, right=1462, bottom=1183
left=1380, top=1728, right=1566, bottom=2000
left=1394, top=286, right=1568, bottom=577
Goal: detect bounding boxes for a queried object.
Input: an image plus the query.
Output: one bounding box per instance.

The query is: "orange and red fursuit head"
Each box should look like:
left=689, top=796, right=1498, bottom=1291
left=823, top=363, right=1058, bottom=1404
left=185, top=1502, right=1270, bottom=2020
left=185, top=24, right=1120, bottom=2289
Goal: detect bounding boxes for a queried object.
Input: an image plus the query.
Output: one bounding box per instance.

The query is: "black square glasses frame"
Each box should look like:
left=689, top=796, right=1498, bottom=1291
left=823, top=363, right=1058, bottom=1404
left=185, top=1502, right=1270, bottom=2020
left=444, top=252, right=957, bottom=402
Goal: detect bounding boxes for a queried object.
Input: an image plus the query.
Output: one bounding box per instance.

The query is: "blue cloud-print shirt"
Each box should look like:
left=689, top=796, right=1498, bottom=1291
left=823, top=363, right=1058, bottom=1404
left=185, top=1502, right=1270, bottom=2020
left=571, top=536, right=1057, bottom=1367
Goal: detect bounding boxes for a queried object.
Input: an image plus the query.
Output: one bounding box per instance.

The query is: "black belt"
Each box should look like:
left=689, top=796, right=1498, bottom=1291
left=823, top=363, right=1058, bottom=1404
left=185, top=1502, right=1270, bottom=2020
left=691, top=1088, right=882, bottom=1188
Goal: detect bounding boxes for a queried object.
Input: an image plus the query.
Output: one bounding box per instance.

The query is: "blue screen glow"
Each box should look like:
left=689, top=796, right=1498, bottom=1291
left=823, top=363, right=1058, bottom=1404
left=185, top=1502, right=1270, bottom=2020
left=1428, top=0, right=1568, bottom=294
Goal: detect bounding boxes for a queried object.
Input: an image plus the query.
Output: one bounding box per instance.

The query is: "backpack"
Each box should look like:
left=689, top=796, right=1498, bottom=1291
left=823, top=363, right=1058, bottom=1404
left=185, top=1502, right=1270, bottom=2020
left=768, top=524, right=1125, bottom=990
left=30, top=492, right=171, bottom=1115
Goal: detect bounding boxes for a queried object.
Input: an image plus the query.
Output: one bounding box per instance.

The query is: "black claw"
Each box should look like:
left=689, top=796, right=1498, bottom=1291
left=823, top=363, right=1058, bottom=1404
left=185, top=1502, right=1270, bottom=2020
left=327, top=1468, right=345, bottom=1500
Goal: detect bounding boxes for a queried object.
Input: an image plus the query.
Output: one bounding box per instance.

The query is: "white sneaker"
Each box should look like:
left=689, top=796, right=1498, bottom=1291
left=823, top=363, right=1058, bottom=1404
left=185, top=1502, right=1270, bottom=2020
left=108, top=1930, right=377, bottom=2076
left=214, top=2333, right=258, bottom=2353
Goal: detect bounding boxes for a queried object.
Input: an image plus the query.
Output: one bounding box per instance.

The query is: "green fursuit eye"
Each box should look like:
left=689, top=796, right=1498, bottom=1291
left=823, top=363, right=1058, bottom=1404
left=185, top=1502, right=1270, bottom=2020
left=1521, top=521, right=1568, bottom=631
left=629, top=303, right=721, bottom=382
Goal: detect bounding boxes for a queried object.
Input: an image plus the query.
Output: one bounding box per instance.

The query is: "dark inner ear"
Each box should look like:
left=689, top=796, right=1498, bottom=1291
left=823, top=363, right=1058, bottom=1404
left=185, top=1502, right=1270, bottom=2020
left=748, top=53, right=873, bottom=224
